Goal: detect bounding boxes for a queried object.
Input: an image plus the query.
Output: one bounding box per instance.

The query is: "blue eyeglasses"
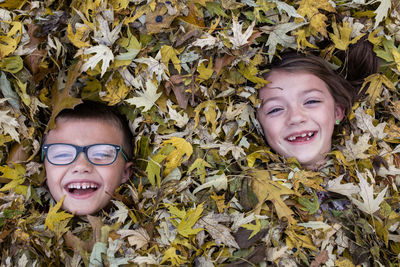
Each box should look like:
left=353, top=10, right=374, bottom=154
left=41, top=143, right=129, bottom=166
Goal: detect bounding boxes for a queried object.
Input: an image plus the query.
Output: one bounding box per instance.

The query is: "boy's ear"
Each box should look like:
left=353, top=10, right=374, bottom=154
left=121, top=162, right=133, bottom=183
left=334, top=104, right=345, bottom=121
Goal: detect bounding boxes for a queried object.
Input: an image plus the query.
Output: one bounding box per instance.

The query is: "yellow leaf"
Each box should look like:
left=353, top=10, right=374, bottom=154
left=296, top=0, right=335, bottom=37
left=161, top=45, right=181, bottom=74
left=45, top=196, right=74, bottom=231
left=100, top=72, right=130, bottom=105
left=241, top=217, right=261, bottom=239
left=177, top=202, right=204, bottom=237
left=67, top=24, right=91, bottom=48
left=285, top=228, right=318, bottom=251
left=162, top=137, right=193, bottom=175
left=292, top=170, right=325, bottom=192
left=146, top=153, right=167, bottom=187
left=294, top=28, right=317, bottom=49
left=161, top=247, right=186, bottom=266
left=196, top=59, right=214, bottom=81
left=359, top=73, right=397, bottom=109
left=211, top=192, right=227, bottom=213
left=392, top=48, right=400, bottom=72
left=0, top=163, right=26, bottom=193
left=188, top=158, right=212, bottom=183
left=251, top=170, right=297, bottom=224
left=335, top=258, right=355, bottom=267
left=167, top=204, right=187, bottom=219
left=194, top=100, right=218, bottom=132
left=246, top=149, right=278, bottom=167
left=329, top=21, right=365, bottom=50
left=0, top=22, right=22, bottom=58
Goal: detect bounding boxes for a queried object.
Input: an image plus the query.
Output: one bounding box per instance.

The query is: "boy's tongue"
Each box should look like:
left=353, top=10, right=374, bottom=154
left=70, top=187, right=97, bottom=195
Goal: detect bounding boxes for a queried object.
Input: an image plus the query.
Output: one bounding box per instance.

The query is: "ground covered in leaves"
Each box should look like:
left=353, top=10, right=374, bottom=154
left=0, top=0, right=400, bottom=266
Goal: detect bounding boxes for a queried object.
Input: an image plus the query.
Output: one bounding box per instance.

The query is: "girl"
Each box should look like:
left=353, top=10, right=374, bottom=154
left=257, top=44, right=378, bottom=170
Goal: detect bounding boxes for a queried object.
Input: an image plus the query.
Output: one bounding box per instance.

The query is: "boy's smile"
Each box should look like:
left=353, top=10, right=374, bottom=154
left=44, top=118, right=132, bottom=215
left=257, top=71, right=344, bottom=169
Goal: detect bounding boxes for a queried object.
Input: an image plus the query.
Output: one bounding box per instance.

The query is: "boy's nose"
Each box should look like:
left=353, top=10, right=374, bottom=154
left=71, top=152, right=93, bottom=173
left=287, top=106, right=307, bottom=125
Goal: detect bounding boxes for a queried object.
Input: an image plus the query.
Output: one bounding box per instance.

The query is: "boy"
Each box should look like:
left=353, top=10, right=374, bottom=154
left=41, top=101, right=133, bottom=215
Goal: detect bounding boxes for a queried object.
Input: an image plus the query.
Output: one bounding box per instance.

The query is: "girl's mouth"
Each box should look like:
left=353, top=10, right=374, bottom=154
left=65, top=182, right=99, bottom=196
left=286, top=131, right=316, bottom=142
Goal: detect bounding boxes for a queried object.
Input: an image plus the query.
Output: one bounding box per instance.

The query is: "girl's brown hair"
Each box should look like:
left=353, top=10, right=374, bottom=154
left=265, top=53, right=354, bottom=114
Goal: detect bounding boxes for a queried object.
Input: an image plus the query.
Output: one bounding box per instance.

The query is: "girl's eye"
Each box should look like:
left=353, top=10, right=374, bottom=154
left=267, top=107, right=283, bottom=115
left=305, top=99, right=321, bottom=105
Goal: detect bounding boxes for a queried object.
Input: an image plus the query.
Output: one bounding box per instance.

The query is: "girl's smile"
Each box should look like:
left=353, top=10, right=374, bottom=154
left=257, top=71, right=344, bottom=169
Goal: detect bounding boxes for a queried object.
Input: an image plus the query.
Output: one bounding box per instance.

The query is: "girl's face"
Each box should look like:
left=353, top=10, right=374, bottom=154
left=257, top=71, right=344, bottom=169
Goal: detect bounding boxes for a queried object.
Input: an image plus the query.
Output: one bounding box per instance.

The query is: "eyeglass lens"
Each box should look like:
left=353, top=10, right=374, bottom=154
left=47, top=144, right=118, bottom=165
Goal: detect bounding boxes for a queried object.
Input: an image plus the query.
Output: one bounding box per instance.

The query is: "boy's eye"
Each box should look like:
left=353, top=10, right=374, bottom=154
left=53, top=152, right=74, bottom=159
left=91, top=152, right=113, bottom=159
left=305, top=99, right=321, bottom=105
left=267, top=107, right=283, bottom=115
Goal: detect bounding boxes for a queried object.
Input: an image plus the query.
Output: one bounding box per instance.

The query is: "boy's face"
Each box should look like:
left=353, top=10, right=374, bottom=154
left=44, top=118, right=132, bottom=215
left=257, top=71, right=344, bottom=169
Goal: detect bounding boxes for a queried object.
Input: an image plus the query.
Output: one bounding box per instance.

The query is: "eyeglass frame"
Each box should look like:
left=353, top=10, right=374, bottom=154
left=41, top=143, right=130, bottom=166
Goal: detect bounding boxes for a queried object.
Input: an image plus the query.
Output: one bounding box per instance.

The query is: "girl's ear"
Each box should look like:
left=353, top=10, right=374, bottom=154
left=334, top=104, right=345, bottom=121
left=121, top=162, right=133, bottom=183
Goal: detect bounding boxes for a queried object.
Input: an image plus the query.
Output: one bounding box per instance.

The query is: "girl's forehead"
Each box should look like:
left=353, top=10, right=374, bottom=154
left=260, top=71, right=330, bottom=97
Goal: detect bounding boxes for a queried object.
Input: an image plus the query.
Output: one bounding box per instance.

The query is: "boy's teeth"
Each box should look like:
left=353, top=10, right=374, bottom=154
left=67, top=183, right=98, bottom=189
left=301, top=133, right=307, bottom=137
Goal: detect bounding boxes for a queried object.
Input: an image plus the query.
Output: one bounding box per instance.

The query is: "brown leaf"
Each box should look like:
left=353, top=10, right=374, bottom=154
left=224, top=244, right=266, bottom=267
left=146, top=4, right=178, bottom=34
left=47, top=63, right=83, bottom=130
left=165, top=75, right=190, bottom=109
left=310, top=250, right=329, bottom=267
left=214, top=54, right=235, bottom=74
left=233, top=227, right=268, bottom=249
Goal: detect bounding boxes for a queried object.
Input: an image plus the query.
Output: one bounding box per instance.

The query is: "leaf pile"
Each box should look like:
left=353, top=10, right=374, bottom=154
left=1, top=0, right=400, bottom=266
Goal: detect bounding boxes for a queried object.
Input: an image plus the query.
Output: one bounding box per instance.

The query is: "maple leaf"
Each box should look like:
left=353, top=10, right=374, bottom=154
left=93, top=14, right=122, bottom=46
left=342, top=133, right=371, bottom=161
left=118, top=228, right=150, bottom=250
left=327, top=174, right=360, bottom=197
left=329, top=21, right=365, bottom=50
left=66, top=23, right=90, bottom=48
left=261, top=22, right=306, bottom=62
left=296, top=0, right=335, bottom=36
left=160, top=45, right=181, bottom=74
left=226, top=18, right=255, bottom=49
left=134, top=51, right=169, bottom=82
left=167, top=100, right=189, bottom=128
left=161, top=247, right=186, bottom=265
left=192, top=33, right=220, bottom=50
left=359, top=73, right=397, bottom=109
left=125, top=79, right=161, bottom=112
left=251, top=170, right=297, bottom=224
left=350, top=171, right=388, bottom=214
left=162, top=137, right=193, bottom=175
left=79, top=44, right=114, bottom=77
left=0, top=21, right=22, bottom=58
left=177, top=202, right=204, bottom=237
left=197, top=212, right=239, bottom=248
left=0, top=109, right=19, bottom=142
left=45, top=196, right=74, bottom=231
left=193, top=173, right=228, bottom=194
left=373, top=0, right=391, bottom=29
left=0, top=163, right=25, bottom=192
left=354, top=106, right=387, bottom=139
left=110, top=200, right=129, bottom=223
left=241, top=217, right=261, bottom=239
left=188, top=158, right=212, bottom=183
left=100, top=72, right=130, bottom=105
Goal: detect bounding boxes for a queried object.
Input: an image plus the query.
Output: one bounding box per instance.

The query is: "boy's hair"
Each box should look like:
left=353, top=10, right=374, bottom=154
left=265, top=53, right=354, bottom=114
left=53, top=101, right=133, bottom=159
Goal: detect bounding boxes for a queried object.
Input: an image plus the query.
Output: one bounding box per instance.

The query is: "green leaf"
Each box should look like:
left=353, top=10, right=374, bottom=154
left=298, top=191, right=319, bottom=215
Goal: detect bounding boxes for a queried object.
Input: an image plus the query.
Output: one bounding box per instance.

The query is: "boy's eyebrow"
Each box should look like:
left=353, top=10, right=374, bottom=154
left=259, top=88, right=325, bottom=105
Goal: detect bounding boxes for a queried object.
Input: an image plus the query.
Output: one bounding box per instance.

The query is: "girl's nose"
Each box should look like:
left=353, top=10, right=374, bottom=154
left=287, top=106, right=307, bottom=125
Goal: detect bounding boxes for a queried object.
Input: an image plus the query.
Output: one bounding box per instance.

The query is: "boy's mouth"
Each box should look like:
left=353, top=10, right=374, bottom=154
left=65, top=182, right=99, bottom=195
left=285, top=131, right=316, bottom=142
